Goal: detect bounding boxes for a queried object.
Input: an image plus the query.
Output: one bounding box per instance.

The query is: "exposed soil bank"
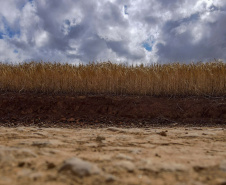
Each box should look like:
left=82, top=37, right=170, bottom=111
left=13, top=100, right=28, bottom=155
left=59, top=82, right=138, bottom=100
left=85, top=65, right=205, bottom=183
left=0, top=92, right=225, bottom=127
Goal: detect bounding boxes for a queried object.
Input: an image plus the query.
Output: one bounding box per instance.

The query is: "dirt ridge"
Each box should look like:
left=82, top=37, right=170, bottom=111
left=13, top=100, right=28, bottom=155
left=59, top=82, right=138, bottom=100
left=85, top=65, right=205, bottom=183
left=1, top=92, right=225, bottom=127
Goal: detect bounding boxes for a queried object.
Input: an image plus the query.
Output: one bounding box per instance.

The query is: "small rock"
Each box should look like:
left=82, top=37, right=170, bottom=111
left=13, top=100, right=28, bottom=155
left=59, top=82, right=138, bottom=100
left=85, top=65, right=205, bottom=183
left=115, top=153, right=133, bottom=161
left=107, top=127, right=142, bottom=134
left=84, top=143, right=98, bottom=148
left=0, top=151, right=14, bottom=164
left=18, top=161, right=25, bottom=167
left=129, top=148, right=142, bottom=154
left=46, top=161, right=56, bottom=169
left=193, top=166, right=206, bottom=172
left=106, top=127, right=130, bottom=133
left=60, top=118, right=67, bottom=121
left=59, top=157, right=101, bottom=177
left=78, top=96, right=86, bottom=99
left=16, top=127, right=26, bottom=132
left=32, top=141, right=50, bottom=147
left=67, top=118, right=75, bottom=122
left=115, top=161, right=135, bottom=172
left=219, top=160, right=226, bottom=172
left=171, top=122, right=178, bottom=126
left=138, top=161, right=158, bottom=172
left=188, top=181, right=205, bottom=185
left=107, top=127, right=121, bottom=132
left=17, top=148, right=37, bottom=158
left=160, top=163, right=187, bottom=172
left=216, top=178, right=226, bottom=185
left=0, top=147, right=37, bottom=162
left=155, top=153, right=161, bottom=158
left=193, top=128, right=203, bottom=130
left=17, top=169, right=32, bottom=177
left=29, top=172, right=43, bottom=181
left=158, top=131, right=167, bottom=137
left=105, top=174, right=117, bottom=182
left=96, top=136, right=106, bottom=142
left=18, top=161, right=31, bottom=168
left=32, top=132, right=48, bottom=136
left=0, top=177, right=12, bottom=184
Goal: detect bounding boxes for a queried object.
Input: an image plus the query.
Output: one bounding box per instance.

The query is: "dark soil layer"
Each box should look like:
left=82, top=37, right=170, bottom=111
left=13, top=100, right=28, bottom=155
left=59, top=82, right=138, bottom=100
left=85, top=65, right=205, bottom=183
left=0, top=92, right=225, bottom=128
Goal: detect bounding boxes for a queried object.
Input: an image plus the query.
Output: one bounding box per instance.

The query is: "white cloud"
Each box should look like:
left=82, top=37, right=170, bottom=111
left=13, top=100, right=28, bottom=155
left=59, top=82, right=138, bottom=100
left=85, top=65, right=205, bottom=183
left=0, top=0, right=225, bottom=64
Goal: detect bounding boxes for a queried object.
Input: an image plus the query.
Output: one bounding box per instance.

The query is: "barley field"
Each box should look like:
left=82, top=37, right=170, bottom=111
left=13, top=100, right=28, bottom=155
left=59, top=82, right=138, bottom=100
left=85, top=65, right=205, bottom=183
left=0, top=61, right=225, bottom=96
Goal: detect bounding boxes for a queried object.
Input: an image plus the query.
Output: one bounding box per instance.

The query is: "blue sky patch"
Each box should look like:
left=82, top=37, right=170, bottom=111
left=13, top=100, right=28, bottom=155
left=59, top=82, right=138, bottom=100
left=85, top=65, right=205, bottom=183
left=142, top=42, right=152, bottom=51
left=6, top=28, right=20, bottom=38
left=19, top=0, right=33, bottom=10
left=14, top=49, right=19, bottom=54
left=0, top=32, right=4, bottom=39
left=2, top=17, right=20, bottom=38
left=124, top=5, right=128, bottom=15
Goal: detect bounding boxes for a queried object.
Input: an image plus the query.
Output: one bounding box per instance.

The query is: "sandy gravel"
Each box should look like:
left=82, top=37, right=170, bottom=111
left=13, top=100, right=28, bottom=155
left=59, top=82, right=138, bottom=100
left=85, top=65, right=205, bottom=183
left=0, top=126, right=226, bottom=185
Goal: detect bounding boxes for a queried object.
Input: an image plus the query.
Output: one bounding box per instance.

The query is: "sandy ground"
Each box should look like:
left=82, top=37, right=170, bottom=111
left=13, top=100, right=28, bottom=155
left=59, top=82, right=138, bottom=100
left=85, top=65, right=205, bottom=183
left=0, top=126, right=226, bottom=185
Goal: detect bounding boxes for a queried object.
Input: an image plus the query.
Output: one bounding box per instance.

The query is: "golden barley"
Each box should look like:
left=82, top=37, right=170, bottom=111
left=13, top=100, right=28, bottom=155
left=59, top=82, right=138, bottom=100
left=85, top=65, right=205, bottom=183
left=0, top=61, right=225, bottom=96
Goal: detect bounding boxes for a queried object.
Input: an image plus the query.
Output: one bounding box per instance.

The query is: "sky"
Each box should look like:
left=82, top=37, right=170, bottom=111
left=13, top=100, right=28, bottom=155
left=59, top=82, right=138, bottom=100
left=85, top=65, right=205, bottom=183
left=0, top=0, right=226, bottom=64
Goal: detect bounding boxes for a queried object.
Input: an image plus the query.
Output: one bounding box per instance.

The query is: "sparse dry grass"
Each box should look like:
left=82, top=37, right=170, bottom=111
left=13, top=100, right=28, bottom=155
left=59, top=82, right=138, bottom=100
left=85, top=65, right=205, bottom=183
left=0, top=61, right=225, bottom=96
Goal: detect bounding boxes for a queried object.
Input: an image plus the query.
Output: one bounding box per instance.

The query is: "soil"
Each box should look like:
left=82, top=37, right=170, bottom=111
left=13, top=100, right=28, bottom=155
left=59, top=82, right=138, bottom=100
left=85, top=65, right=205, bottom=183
left=0, top=92, right=226, bottom=185
left=0, top=127, right=226, bottom=185
left=0, top=92, right=225, bottom=127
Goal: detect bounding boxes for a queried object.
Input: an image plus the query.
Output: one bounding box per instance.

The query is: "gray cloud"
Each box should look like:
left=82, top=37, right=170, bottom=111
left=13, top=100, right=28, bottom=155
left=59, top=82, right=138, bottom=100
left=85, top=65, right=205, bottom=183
left=0, top=0, right=225, bottom=64
left=156, top=2, right=226, bottom=63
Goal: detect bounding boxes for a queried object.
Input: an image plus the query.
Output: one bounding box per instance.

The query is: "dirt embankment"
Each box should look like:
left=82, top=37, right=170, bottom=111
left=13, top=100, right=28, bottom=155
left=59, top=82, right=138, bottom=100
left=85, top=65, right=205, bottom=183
left=0, top=92, right=226, bottom=185
left=0, top=92, right=225, bottom=127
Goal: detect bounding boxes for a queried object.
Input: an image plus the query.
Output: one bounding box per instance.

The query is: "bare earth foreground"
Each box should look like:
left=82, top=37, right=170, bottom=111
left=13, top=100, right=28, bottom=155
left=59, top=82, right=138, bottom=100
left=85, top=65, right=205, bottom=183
left=0, top=126, right=226, bottom=185
left=0, top=93, right=226, bottom=184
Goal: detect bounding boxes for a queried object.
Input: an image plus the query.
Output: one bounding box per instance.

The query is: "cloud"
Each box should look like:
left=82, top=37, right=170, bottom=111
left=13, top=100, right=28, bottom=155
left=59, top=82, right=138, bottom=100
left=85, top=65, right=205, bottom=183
left=0, top=0, right=225, bottom=64
left=155, top=0, right=226, bottom=63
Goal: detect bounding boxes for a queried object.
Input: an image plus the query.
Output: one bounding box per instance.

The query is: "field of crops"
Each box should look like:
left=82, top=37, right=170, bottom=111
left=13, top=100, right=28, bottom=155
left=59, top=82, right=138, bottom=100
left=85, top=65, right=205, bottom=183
left=0, top=61, right=225, bottom=96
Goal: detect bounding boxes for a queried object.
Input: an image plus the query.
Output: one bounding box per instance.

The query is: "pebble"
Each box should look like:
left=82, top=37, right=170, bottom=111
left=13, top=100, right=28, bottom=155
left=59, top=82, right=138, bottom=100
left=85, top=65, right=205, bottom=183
left=107, top=127, right=121, bottom=132
left=32, top=140, right=64, bottom=147
left=106, top=127, right=131, bottom=134
left=138, top=160, right=187, bottom=173
left=46, top=161, right=56, bottom=169
left=216, top=178, right=226, bottom=185
left=96, top=135, right=106, bottom=142
left=17, top=169, right=32, bottom=177
left=0, top=146, right=37, bottom=160
left=104, top=174, right=117, bottom=182
left=129, top=148, right=142, bottom=154
left=115, top=161, right=135, bottom=172
left=15, top=127, right=26, bottom=132
left=0, top=177, right=12, bottom=184
left=32, top=141, right=51, bottom=147
left=193, top=165, right=206, bottom=172
left=138, top=163, right=158, bottom=172
left=160, top=163, right=187, bottom=172
left=59, top=157, right=102, bottom=177
left=158, top=131, right=167, bottom=136
left=84, top=142, right=98, bottom=148
left=17, top=149, right=37, bottom=158
left=32, top=132, right=48, bottom=136
left=115, top=153, right=133, bottom=161
left=67, top=118, right=75, bottom=122
left=29, top=172, right=44, bottom=181
left=0, top=151, right=14, bottom=164
left=219, top=160, right=226, bottom=172
left=188, top=181, right=206, bottom=185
